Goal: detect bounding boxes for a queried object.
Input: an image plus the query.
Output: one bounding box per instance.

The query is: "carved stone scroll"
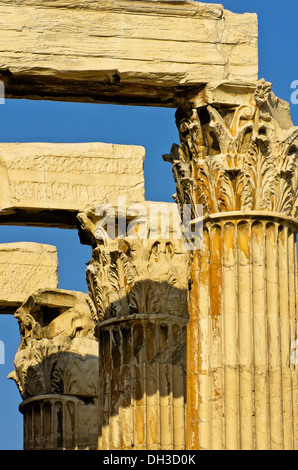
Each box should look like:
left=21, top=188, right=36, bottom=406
left=164, top=80, right=298, bottom=450
left=9, top=289, right=99, bottom=450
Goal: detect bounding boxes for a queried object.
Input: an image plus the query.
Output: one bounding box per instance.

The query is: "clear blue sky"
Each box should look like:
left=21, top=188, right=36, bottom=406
left=0, top=0, right=297, bottom=450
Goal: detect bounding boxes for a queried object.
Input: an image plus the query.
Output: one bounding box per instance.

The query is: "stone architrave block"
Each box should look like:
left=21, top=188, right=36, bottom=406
left=0, top=242, right=59, bottom=312
left=0, top=0, right=258, bottom=106
left=0, top=142, right=145, bottom=228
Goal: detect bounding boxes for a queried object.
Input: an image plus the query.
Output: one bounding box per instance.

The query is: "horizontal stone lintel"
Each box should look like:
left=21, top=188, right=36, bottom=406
left=0, top=242, right=59, bottom=313
left=0, top=0, right=258, bottom=107
left=0, top=141, right=145, bottom=228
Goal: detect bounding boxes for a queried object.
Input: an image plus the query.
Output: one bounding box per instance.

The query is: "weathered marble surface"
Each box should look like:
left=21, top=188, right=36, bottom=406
left=0, top=243, right=58, bottom=313
left=0, top=0, right=258, bottom=106
left=0, top=142, right=145, bottom=228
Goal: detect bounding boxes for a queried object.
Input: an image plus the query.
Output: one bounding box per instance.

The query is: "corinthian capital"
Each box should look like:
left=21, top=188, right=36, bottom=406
left=164, top=80, right=298, bottom=220
left=77, top=201, right=188, bottom=326
left=10, top=289, right=98, bottom=400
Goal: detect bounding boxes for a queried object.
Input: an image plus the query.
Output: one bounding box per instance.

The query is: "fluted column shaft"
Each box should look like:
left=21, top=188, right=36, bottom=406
left=20, top=395, right=98, bottom=450
left=187, top=215, right=298, bottom=450
left=97, top=314, right=187, bottom=450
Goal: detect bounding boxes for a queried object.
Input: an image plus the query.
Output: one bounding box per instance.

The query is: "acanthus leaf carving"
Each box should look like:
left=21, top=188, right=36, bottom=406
left=166, top=80, right=298, bottom=220
left=11, top=290, right=99, bottom=400
left=85, top=235, right=188, bottom=324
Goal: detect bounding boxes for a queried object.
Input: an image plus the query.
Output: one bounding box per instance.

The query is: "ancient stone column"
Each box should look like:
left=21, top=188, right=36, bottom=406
left=78, top=201, right=189, bottom=450
left=9, top=289, right=99, bottom=450
left=164, top=80, right=298, bottom=450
